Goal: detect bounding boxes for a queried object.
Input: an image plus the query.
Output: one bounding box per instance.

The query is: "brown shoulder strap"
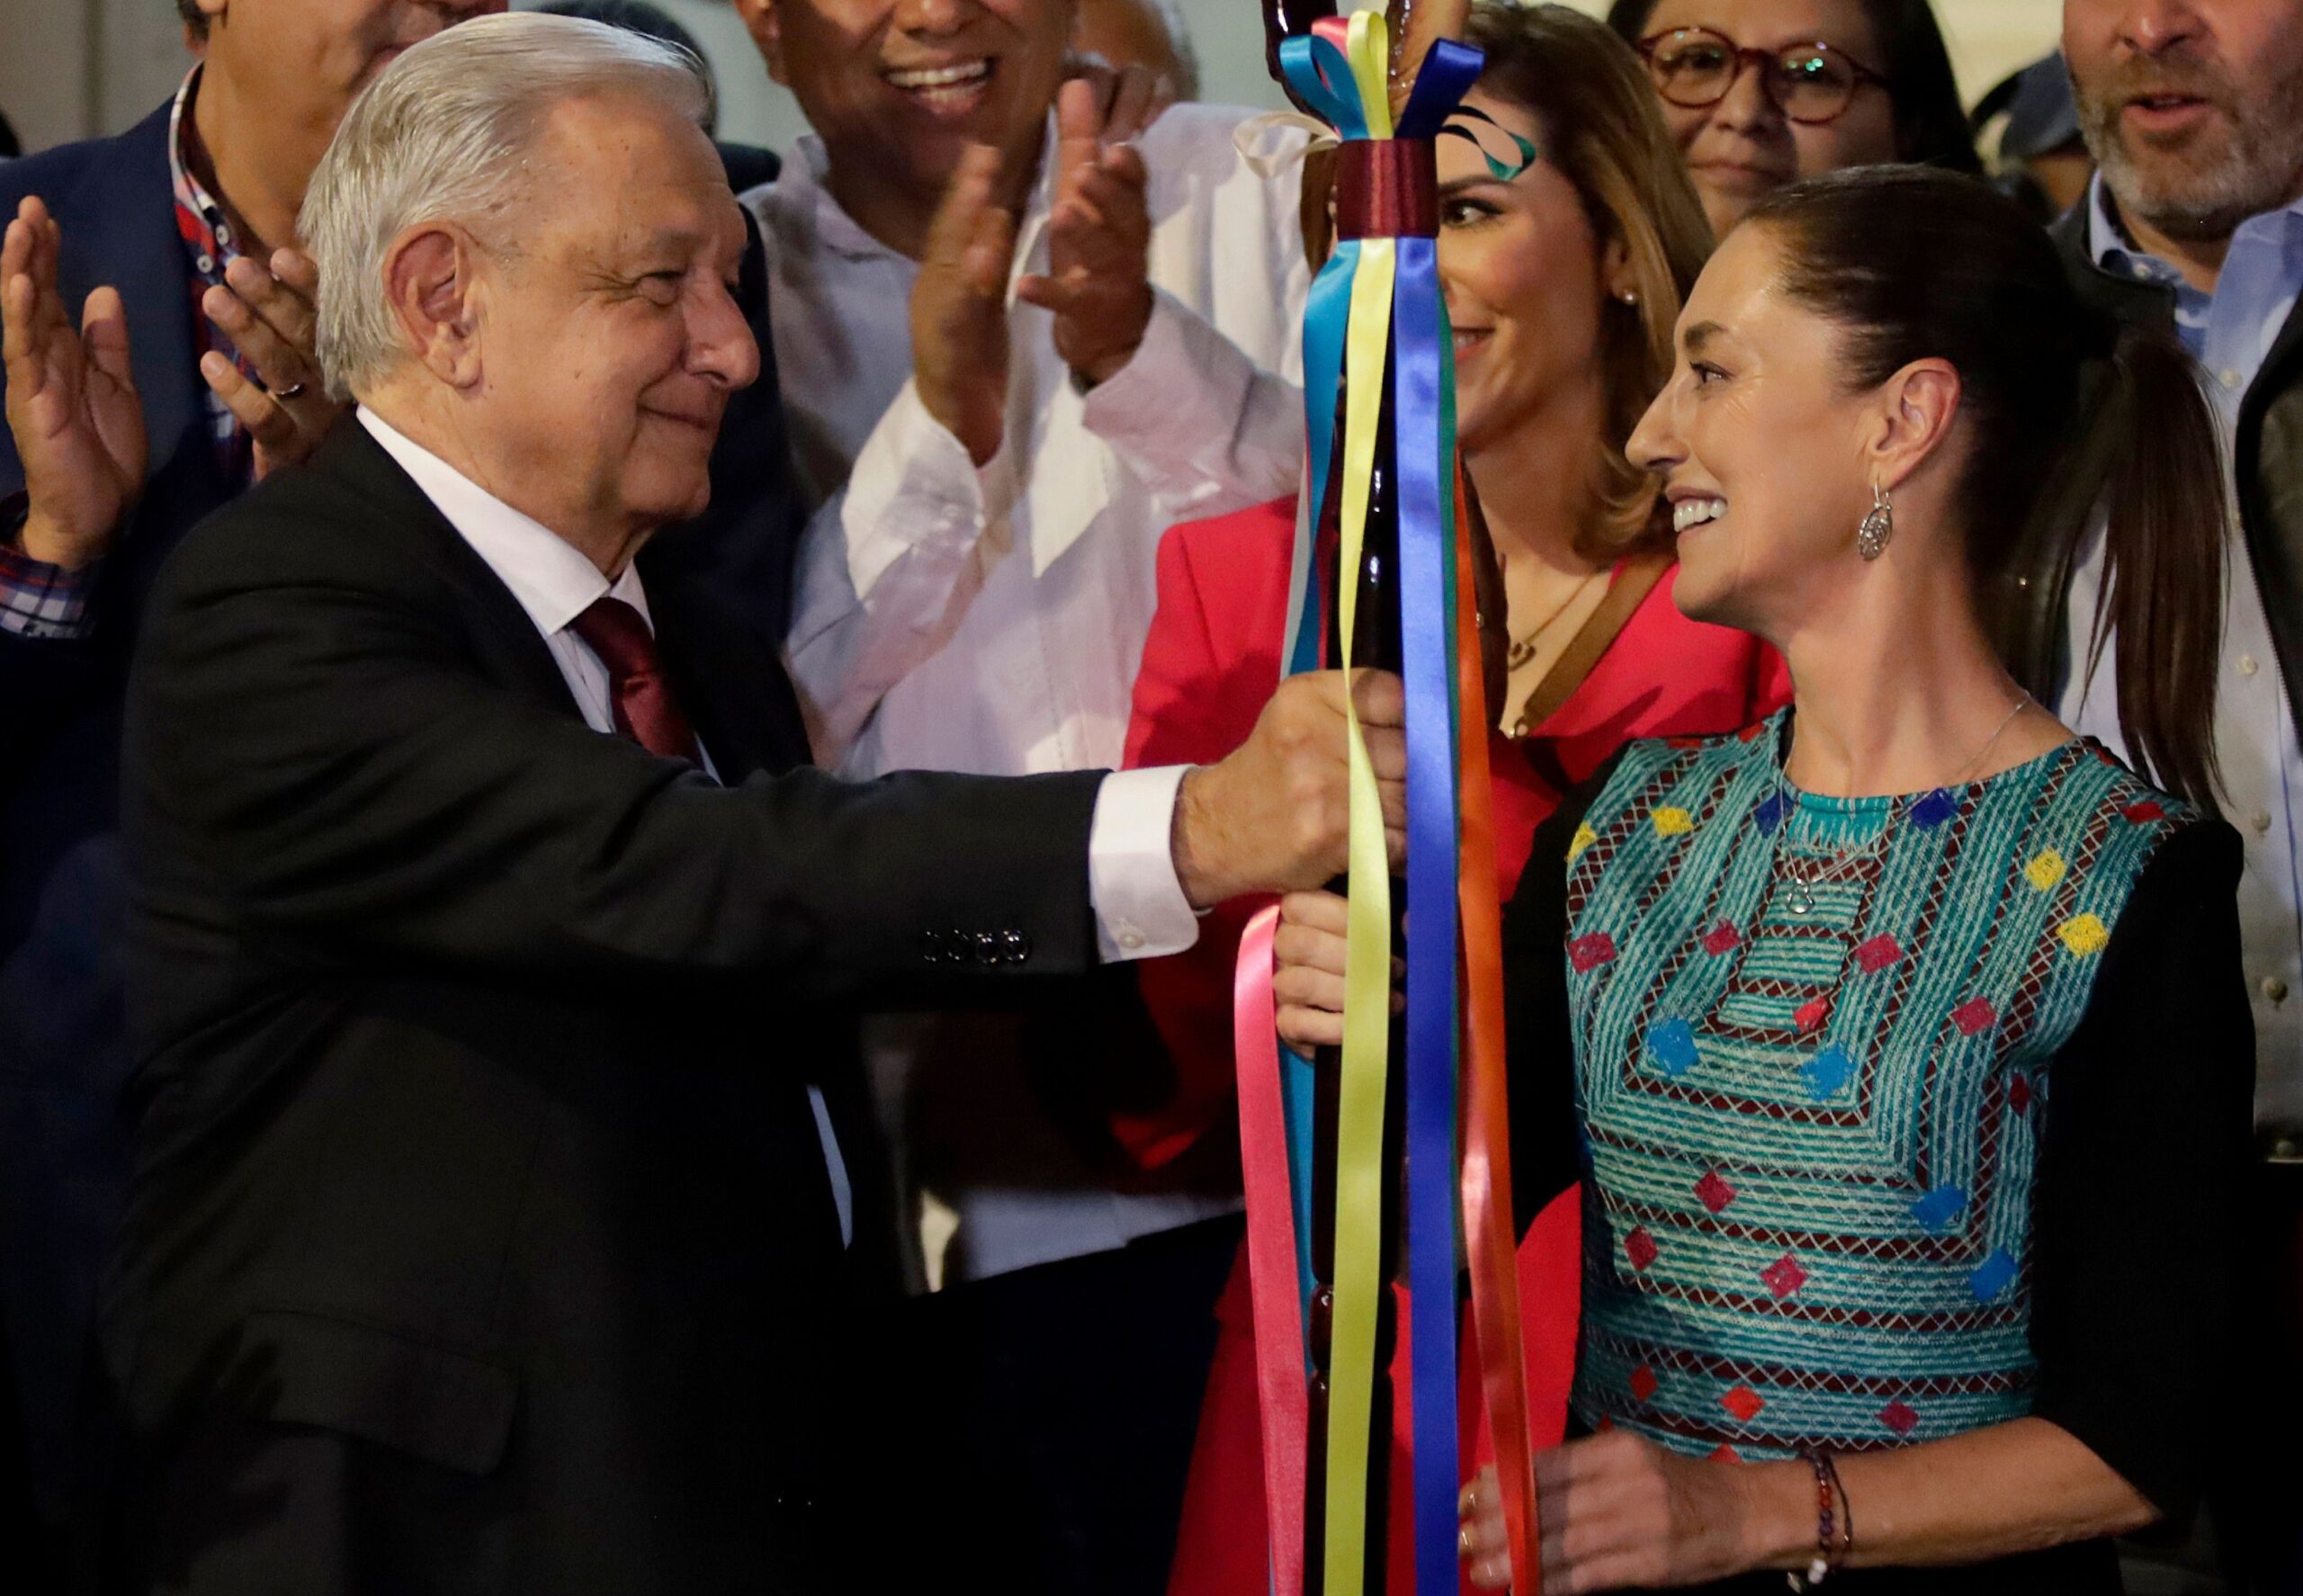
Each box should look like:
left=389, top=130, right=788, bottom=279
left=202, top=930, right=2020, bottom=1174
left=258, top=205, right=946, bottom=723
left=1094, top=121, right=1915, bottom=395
left=1514, top=551, right=1671, bottom=734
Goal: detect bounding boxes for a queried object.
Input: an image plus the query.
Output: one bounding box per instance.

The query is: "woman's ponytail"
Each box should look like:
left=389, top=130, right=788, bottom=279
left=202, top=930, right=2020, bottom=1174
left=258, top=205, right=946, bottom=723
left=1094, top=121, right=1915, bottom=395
left=2084, top=318, right=2229, bottom=810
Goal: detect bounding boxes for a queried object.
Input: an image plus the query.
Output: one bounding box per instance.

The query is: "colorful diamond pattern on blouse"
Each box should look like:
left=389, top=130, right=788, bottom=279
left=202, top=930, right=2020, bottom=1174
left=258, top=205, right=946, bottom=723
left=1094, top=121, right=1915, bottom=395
left=1652, top=807, right=1695, bottom=838
left=1760, top=1254, right=1807, bottom=1298
left=1647, top=1018, right=1699, bottom=1077
left=1696, top=1170, right=1738, bottom=1214
left=2122, top=801, right=2165, bottom=825
left=1703, top=921, right=1741, bottom=955
left=2007, top=1074, right=2032, bottom=1114
left=1625, top=1227, right=1659, bottom=1272
left=1879, top=1400, right=1920, bottom=1437
left=1720, top=1385, right=1765, bottom=1422
left=1708, top=1444, right=1743, bottom=1464
left=1950, top=998, right=1998, bottom=1036
left=1792, top=997, right=1831, bottom=1033
left=2058, top=914, right=2110, bottom=957
left=1968, top=1248, right=2018, bottom=1302
left=1909, top=789, right=1959, bottom=829
left=1569, top=821, right=1599, bottom=862
left=1801, top=1045, right=1856, bottom=1100
left=1854, top=936, right=1903, bottom=973
left=1629, top=1365, right=1659, bottom=1403
left=1752, top=793, right=1788, bottom=836
left=1910, top=1184, right=1967, bottom=1233
left=1570, top=933, right=1617, bottom=973
left=2024, top=848, right=2068, bottom=892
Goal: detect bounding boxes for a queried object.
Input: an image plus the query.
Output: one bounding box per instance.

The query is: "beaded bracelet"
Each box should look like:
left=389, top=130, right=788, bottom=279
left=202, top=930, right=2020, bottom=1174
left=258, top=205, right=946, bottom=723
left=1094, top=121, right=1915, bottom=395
left=1788, top=1451, right=1853, bottom=1590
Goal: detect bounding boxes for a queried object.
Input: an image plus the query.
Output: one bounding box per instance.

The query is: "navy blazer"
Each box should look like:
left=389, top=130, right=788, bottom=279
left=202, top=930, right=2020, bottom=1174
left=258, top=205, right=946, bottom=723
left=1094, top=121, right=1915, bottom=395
left=0, top=101, right=230, bottom=1539
left=0, top=98, right=805, bottom=1538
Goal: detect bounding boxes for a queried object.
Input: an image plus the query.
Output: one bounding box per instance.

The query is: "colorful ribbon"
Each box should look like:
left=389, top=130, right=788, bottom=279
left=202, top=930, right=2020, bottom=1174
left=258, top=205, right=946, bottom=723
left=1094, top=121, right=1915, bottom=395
left=1236, top=13, right=1539, bottom=1595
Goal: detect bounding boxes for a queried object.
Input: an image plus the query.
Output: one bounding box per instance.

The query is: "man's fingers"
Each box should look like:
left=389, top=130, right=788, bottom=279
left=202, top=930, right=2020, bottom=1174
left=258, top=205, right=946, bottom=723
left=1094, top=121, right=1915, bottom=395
left=1271, top=963, right=1349, bottom=1018
left=961, top=203, right=1017, bottom=300
left=1350, top=668, right=1409, bottom=727
left=922, top=142, right=1008, bottom=266
left=1361, top=723, right=1407, bottom=785
left=203, top=284, right=326, bottom=426
left=1106, top=62, right=1160, bottom=142
left=1054, top=73, right=1105, bottom=148
left=80, top=286, right=135, bottom=391
left=270, top=246, right=322, bottom=302
left=200, top=352, right=298, bottom=455
left=226, top=254, right=318, bottom=354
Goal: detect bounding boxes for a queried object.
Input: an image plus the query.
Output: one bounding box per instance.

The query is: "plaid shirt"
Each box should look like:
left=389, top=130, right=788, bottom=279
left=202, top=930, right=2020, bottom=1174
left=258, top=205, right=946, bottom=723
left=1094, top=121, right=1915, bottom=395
left=2, top=67, right=256, bottom=641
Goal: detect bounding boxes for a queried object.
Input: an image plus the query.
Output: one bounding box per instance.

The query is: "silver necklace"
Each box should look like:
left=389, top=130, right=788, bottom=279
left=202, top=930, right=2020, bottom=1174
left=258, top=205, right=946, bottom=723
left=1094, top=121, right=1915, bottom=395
left=1772, top=691, right=2033, bottom=918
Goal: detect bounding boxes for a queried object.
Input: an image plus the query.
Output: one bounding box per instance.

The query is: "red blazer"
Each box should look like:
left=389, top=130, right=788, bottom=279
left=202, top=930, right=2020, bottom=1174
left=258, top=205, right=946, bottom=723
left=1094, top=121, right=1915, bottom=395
left=1128, top=496, right=1789, bottom=1596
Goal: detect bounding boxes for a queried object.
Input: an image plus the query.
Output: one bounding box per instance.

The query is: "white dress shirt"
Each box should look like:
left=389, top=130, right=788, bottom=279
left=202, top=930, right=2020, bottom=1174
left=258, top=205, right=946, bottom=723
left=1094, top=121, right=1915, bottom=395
left=749, top=105, right=1306, bottom=1283
left=2059, top=178, right=2303, bottom=1138
left=356, top=408, right=1208, bottom=1250
left=759, top=103, right=1310, bottom=778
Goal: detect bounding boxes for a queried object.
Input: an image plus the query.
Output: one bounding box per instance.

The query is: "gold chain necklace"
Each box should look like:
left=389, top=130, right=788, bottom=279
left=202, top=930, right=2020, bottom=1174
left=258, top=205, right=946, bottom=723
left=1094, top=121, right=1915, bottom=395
left=1504, top=569, right=1604, bottom=672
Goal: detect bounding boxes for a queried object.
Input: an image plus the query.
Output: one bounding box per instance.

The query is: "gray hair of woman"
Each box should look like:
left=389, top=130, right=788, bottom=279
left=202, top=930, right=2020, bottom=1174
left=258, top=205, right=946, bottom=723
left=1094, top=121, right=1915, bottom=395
left=299, top=11, right=708, bottom=402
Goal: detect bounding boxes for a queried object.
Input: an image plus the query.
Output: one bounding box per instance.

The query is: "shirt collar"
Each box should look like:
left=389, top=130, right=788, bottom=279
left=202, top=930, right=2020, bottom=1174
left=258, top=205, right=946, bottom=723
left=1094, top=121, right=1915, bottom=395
left=356, top=407, right=650, bottom=638
left=168, top=66, right=246, bottom=276
left=772, top=119, right=1065, bottom=265
left=2088, top=170, right=2303, bottom=283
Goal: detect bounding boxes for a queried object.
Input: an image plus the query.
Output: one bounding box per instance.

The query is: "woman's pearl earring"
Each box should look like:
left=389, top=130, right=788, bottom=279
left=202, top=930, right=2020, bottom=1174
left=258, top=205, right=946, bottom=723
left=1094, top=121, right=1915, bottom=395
left=1617, top=290, right=1640, bottom=306
left=1858, top=483, right=1894, bottom=561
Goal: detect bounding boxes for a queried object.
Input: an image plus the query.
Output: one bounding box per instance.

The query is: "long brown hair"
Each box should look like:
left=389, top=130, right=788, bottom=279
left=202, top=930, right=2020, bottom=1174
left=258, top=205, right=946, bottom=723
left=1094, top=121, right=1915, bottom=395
left=1747, top=166, right=2227, bottom=807
left=1462, top=2, right=1716, bottom=556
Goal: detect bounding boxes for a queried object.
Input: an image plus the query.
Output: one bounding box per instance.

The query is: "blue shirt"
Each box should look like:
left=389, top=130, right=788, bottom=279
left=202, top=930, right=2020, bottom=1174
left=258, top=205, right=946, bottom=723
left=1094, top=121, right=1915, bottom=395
left=2064, top=175, right=2303, bottom=1138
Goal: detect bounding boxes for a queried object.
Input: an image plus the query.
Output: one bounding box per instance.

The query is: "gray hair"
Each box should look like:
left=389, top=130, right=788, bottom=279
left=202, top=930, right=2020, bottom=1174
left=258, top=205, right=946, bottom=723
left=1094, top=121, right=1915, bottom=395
left=301, top=12, right=708, bottom=401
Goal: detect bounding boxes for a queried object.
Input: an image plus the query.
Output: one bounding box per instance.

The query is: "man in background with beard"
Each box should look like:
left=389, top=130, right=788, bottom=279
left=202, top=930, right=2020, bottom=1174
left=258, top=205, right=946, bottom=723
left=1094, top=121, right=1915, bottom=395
left=1998, top=2, right=2303, bottom=1588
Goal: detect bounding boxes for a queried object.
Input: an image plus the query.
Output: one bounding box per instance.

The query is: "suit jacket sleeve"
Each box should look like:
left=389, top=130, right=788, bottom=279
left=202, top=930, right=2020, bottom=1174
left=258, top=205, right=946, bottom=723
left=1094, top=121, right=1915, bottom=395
left=127, top=502, right=1107, bottom=1003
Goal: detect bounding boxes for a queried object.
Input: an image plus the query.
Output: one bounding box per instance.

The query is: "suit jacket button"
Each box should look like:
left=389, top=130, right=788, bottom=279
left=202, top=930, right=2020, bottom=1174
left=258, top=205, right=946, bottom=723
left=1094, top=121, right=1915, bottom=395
left=920, top=929, right=950, bottom=964
left=1002, top=928, right=1031, bottom=964
left=975, top=929, right=1005, bottom=965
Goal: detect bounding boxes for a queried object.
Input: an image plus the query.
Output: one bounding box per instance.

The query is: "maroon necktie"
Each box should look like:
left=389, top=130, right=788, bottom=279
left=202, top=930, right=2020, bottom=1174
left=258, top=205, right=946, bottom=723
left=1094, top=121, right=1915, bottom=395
left=569, top=595, right=703, bottom=763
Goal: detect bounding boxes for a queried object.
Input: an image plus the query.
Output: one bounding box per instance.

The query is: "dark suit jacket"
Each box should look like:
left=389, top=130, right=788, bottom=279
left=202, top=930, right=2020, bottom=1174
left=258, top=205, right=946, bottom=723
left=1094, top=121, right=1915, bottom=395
left=0, top=103, right=805, bottom=1531
left=99, top=418, right=1105, bottom=1593
left=0, top=102, right=237, bottom=1532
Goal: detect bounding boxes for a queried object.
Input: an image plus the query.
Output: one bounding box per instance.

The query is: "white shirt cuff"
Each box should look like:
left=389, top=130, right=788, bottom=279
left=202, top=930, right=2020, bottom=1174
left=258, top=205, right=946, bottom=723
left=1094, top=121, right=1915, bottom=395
left=838, top=378, right=996, bottom=598
left=1080, top=288, right=1249, bottom=471
left=1089, top=765, right=1202, bottom=964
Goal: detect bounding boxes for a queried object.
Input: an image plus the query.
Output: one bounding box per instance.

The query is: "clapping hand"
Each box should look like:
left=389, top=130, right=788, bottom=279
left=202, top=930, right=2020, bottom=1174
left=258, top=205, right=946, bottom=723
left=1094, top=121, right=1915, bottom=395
left=198, top=246, right=342, bottom=480
left=1017, top=75, right=1156, bottom=389
left=3, top=195, right=146, bottom=569
left=911, top=142, right=1021, bottom=468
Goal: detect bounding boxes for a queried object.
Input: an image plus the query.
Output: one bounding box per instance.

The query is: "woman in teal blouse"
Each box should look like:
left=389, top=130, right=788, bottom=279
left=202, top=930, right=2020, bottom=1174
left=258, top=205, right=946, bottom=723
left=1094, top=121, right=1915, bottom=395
left=1273, top=166, right=2253, bottom=1592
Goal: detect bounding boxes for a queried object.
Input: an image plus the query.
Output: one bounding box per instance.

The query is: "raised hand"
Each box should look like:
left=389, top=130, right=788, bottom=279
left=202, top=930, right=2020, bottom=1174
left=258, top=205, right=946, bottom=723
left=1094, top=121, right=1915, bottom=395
left=200, top=246, right=343, bottom=480
left=1172, top=669, right=1408, bottom=910
left=910, top=142, right=1020, bottom=468
left=2, top=196, right=146, bottom=569
left=1016, top=75, right=1155, bottom=388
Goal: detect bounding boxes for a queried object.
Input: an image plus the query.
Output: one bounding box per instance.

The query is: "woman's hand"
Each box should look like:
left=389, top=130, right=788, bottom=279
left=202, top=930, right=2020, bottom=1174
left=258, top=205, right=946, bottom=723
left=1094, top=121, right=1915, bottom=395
left=1461, top=1433, right=1801, bottom=1592
left=1271, top=890, right=1403, bottom=1048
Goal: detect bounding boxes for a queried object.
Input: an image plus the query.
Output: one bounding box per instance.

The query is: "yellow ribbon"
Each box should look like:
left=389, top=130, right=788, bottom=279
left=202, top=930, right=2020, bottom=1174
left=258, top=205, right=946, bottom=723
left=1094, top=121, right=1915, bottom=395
left=1323, top=13, right=1400, bottom=1596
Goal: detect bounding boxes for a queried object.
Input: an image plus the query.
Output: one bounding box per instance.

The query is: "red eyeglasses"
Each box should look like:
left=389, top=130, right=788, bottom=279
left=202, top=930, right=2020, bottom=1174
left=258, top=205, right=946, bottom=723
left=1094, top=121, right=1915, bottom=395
left=1637, top=26, right=1892, bottom=126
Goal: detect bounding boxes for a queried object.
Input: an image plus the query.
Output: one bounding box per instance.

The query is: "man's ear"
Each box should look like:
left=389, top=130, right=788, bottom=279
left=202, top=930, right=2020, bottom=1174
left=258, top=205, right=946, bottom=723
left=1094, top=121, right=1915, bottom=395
left=730, top=0, right=788, bottom=86
left=1863, top=356, right=1962, bottom=495
left=382, top=224, right=488, bottom=391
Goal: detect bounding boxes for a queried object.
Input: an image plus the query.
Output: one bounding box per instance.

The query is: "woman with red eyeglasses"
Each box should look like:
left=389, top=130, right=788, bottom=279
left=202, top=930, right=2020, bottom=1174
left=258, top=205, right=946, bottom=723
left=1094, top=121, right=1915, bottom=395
left=1607, top=0, right=1979, bottom=234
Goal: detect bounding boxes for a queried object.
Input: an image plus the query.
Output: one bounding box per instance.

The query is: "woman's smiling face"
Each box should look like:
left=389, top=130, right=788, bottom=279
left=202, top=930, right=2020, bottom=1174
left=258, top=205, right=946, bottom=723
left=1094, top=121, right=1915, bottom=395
left=1627, top=220, right=1874, bottom=636
left=1435, top=90, right=1626, bottom=454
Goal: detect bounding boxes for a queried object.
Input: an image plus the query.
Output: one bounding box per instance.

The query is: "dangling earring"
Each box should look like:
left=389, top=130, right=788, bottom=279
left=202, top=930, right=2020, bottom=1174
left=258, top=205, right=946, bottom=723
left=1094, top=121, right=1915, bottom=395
left=1857, top=483, right=1894, bottom=561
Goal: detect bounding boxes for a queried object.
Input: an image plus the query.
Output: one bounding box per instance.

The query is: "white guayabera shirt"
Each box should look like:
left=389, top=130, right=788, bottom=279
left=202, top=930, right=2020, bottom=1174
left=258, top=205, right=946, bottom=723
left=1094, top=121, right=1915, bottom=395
left=749, top=103, right=1310, bottom=1283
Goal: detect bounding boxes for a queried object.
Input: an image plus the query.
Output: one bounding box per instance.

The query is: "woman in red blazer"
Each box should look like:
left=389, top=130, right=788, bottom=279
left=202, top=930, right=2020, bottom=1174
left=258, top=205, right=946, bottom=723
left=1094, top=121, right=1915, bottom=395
left=1122, top=10, right=1791, bottom=1593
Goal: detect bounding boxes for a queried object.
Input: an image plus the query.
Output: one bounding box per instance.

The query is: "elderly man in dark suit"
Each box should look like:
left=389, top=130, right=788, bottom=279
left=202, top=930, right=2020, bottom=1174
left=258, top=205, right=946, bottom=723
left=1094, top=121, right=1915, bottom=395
left=0, top=0, right=508, bottom=1541
left=96, top=14, right=1398, bottom=1594
left=0, top=1, right=820, bottom=1542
